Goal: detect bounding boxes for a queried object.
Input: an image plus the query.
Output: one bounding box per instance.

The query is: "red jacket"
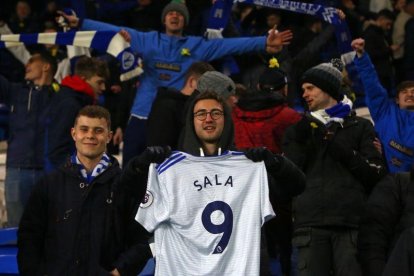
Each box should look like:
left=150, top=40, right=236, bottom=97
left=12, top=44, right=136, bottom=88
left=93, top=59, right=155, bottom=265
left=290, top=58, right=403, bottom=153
left=232, top=103, right=301, bottom=153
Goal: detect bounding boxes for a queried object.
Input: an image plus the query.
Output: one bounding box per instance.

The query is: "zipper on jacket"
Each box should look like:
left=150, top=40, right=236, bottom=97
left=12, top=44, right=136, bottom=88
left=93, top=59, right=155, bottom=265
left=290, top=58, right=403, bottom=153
left=27, top=87, right=33, bottom=111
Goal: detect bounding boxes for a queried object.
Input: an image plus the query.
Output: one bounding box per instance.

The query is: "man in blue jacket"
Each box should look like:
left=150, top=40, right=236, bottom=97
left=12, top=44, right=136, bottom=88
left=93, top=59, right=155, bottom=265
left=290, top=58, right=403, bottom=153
left=59, top=0, right=293, bottom=165
left=352, top=38, right=414, bottom=172
left=0, top=51, right=57, bottom=227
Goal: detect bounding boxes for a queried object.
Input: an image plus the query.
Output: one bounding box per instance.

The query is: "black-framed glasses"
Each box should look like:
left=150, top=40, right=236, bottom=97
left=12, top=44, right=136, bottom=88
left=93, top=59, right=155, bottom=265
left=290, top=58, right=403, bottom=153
left=193, top=109, right=224, bottom=121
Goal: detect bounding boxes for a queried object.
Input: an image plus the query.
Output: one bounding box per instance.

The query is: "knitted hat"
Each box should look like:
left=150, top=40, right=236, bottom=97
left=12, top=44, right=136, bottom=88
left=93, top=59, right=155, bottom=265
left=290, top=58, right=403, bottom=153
left=300, top=59, right=343, bottom=100
left=259, top=68, right=288, bottom=92
left=161, top=0, right=190, bottom=26
left=197, top=71, right=236, bottom=99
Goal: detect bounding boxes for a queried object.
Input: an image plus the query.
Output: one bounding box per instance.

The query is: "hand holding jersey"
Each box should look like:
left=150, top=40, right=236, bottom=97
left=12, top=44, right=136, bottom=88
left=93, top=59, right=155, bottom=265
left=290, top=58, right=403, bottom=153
left=136, top=151, right=275, bottom=275
left=135, top=91, right=304, bottom=275
left=128, top=146, right=172, bottom=172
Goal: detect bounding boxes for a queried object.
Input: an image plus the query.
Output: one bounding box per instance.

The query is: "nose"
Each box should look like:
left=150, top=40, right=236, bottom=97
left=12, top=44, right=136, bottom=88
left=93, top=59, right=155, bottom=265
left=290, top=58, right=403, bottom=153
left=170, top=11, right=180, bottom=17
left=205, top=112, right=214, bottom=122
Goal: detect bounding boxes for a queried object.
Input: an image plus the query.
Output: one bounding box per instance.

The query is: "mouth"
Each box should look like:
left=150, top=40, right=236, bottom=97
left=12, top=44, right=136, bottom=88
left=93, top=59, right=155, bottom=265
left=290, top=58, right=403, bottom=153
left=203, top=125, right=216, bottom=132
left=83, top=143, right=97, bottom=146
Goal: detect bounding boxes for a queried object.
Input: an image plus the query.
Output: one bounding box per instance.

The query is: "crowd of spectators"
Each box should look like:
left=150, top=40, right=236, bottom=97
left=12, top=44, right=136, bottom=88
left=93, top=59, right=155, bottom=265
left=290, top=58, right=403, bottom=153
left=1, top=0, right=414, bottom=275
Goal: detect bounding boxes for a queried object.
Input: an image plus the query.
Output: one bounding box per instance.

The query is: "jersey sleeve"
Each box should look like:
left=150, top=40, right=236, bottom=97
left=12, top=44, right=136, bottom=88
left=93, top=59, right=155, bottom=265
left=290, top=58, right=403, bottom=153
left=135, top=164, right=170, bottom=232
left=259, top=162, right=276, bottom=225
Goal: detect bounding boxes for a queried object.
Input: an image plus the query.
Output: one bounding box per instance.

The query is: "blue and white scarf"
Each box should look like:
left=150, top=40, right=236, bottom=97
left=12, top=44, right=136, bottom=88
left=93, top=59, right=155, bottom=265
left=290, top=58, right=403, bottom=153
left=71, top=152, right=111, bottom=184
left=0, top=30, right=143, bottom=81
left=310, top=95, right=353, bottom=125
left=208, top=0, right=353, bottom=54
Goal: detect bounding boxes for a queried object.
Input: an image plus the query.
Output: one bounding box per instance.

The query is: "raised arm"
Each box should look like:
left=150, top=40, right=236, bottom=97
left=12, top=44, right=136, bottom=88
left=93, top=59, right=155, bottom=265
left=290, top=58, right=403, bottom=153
left=351, top=38, right=393, bottom=121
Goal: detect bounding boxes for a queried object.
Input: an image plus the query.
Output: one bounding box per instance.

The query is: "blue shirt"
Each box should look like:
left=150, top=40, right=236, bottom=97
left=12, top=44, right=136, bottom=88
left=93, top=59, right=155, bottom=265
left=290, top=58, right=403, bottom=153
left=82, top=19, right=266, bottom=117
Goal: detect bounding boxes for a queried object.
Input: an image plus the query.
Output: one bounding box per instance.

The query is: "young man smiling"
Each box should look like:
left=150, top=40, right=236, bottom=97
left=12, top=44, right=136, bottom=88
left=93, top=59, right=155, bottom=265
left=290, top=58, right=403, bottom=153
left=129, top=91, right=305, bottom=275
left=44, top=56, right=109, bottom=172
left=18, top=105, right=151, bottom=276
left=352, top=38, right=414, bottom=172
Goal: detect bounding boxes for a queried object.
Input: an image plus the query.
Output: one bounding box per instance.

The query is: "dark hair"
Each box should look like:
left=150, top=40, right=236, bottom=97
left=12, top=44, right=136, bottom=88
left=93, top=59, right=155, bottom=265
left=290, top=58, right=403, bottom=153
left=376, top=9, right=395, bottom=21
left=193, top=90, right=227, bottom=112
left=75, top=105, right=111, bottom=129
left=74, top=56, right=110, bottom=80
left=30, top=50, right=58, bottom=77
left=396, top=81, right=414, bottom=95
left=184, top=61, right=215, bottom=82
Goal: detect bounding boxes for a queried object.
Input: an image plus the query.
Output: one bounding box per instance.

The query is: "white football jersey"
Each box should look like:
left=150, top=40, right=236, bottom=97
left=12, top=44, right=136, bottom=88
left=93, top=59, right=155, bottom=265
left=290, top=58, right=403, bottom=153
left=136, top=151, right=275, bottom=276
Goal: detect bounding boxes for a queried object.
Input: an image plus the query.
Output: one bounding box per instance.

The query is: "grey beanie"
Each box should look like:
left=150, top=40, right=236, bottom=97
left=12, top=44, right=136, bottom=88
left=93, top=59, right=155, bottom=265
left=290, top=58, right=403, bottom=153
left=197, top=71, right=236, bottom=99
left=300, top=60, right=343, bottom=100
left=161, top=1, right=190, bottom=26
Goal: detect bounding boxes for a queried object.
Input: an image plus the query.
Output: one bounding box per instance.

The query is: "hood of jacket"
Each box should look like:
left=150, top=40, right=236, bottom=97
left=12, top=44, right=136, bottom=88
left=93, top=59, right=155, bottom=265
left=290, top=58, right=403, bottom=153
left=61, top=75, right=96, bottom=102
left=178, top=95, right=235, bottom=156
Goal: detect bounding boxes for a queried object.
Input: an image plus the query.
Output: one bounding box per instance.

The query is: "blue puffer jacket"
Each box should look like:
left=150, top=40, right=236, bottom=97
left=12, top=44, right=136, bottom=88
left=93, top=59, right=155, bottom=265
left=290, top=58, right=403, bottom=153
left=0, top=75, right=55, bottom=169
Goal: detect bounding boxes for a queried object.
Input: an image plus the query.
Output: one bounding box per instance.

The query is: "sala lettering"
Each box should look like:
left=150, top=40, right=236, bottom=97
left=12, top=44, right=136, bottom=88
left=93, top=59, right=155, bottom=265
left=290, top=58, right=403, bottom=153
left=194, top=175, right=233, bottom=191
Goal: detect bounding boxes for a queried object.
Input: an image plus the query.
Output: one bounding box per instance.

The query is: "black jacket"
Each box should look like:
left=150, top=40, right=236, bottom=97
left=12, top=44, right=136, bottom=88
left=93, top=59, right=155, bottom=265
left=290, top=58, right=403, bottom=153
left=146, top=87, right=189, bottom=149
left=17, top=157, right=151, bottom=276
left=0, top=75, right=55, bottom=168
left=283, top=113, right=386, bottom=229
left=358, top=171, right=414, bottom=276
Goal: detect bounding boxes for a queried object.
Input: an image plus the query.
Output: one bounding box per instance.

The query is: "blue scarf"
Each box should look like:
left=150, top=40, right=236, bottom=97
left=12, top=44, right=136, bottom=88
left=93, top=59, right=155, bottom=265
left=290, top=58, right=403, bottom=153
left=71, top=152, right=111, bottom=185
left=310, top=95, right=353, bottom=125
left=0, top=30, right=143, bottom=81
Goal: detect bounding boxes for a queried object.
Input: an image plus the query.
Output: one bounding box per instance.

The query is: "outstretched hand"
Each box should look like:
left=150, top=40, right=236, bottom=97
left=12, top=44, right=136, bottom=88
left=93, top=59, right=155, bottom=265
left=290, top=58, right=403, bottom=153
left=119, top=29, right=131, bottom=43
left=265, top=26, right=293, bottom=54
left=56, top=10, right=80, bottom=29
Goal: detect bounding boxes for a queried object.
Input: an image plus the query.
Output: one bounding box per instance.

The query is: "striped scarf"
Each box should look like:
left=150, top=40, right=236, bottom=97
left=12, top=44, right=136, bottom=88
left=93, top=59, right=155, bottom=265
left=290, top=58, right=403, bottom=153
left=0, top=30, right=143, bottom=81
left=71, top=152, right=111, bottom=184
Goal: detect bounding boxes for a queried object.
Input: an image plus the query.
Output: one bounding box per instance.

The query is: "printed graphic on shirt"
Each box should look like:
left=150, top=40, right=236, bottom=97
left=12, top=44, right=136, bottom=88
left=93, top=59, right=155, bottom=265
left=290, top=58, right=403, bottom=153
left=140, top=191, right=154, bottom=208
left=136, top=151, right=275, bottom=276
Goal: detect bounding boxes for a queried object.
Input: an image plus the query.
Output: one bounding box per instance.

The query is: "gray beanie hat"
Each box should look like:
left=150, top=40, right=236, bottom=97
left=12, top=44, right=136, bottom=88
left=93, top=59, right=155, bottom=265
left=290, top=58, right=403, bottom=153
left=300, top=60, right=343, bottom=100
left=197, top=71, right=236, bottom=99
left=161, top=1, right=190, bottom=26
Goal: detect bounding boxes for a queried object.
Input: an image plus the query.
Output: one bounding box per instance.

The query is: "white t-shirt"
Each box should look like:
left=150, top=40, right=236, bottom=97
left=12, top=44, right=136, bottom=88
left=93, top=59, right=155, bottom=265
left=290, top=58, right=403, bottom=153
left=136, top=151, right=275, bottom=276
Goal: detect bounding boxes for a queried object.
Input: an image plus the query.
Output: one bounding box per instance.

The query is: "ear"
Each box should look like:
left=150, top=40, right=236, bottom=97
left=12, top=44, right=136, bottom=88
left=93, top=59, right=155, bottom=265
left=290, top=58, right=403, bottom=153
left=107, top=131, right=113, bottom=144
left=188, top=76, right=198, bottom=90
left=71, top=127, right=76, bottom=141
left=43, top=63, right=51, bottom=72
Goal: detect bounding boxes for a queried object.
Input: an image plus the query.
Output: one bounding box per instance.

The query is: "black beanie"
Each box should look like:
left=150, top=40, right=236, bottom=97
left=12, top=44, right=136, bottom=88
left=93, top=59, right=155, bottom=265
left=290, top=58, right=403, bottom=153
left=259, top=68, right=288, bottom=92
left=161, top=1, right=190, bottom=26
left=300, top=60, right=343, bottom=100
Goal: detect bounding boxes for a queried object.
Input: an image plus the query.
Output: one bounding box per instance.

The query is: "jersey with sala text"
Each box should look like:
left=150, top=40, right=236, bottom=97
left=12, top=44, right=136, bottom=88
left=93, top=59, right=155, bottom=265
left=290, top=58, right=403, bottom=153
left=135, top=151, right=275, bottom=276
